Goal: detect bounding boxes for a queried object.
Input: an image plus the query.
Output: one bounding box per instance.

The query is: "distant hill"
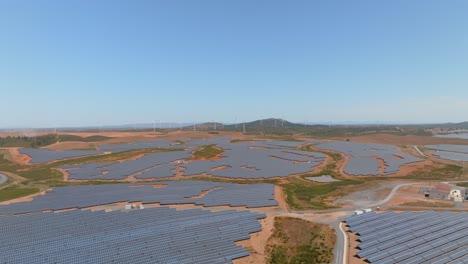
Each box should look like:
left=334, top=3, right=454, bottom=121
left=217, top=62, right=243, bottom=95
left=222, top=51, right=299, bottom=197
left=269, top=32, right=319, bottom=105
left=432, top=122, right=468, bottom=129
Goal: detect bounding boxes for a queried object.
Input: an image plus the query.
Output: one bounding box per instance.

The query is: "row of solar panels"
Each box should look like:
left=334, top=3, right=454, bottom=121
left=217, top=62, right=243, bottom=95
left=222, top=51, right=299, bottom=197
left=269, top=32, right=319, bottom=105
left=19, top=137, right=318, bottom=163
left=315, top=141, right=422, bottom=176
left=344, top=211, right=468, bottom=264
left=0, top=207, right=264, bottom=264
left=425, top=144, right=468, bottom=162
left=0, top=181, right=278, bottom=214
left=60, top=141, right=326, bottom=180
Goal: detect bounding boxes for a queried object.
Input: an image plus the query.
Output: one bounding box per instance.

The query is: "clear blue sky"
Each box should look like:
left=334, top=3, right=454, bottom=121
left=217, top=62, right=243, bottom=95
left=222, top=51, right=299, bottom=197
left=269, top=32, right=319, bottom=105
left=1, top=0, right=467, bottom=128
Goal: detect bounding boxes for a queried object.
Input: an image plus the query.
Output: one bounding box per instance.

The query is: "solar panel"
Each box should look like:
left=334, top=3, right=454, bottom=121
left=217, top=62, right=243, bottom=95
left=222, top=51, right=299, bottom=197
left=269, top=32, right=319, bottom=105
left=345, top=211, right=468, bottom=264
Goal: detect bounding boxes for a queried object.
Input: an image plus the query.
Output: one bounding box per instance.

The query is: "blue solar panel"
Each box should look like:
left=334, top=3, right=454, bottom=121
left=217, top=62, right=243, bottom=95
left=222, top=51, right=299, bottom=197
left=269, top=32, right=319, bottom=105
left=0, top=207, right=264, bottom=263
left=345, top=211, right=468, bottom=263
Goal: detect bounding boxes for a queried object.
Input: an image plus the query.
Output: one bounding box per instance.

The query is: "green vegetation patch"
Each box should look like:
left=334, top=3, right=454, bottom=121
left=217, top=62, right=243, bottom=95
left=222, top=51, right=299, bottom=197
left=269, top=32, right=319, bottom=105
left=0, top=135, right=58, bottom=148
left=282, top=177, right=363, bottom=210
left=267, top=217, right=335, bottom=264
left=192, top=145, right=223, bottom=159
left=18, top=167, right=63, bottom=181
left=457, top=182, right=468, bottom=187
left=0, top=186, right=40, bottom=202
left=404, top=164, right=464, bottom=180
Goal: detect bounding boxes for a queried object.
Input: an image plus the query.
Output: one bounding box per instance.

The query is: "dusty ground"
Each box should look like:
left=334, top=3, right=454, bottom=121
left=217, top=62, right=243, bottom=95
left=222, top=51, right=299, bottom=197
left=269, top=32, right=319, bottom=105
left=234, top=214, right=275, bottom=264
left=274, top=185, right=289, bottom=211
left=335, top=181, right=400, bottom=209
left=4, top=148, right=31, bottom=164
left=347, top=227, right=367, bottom=264
left=385, top=183, right=455, bottom=208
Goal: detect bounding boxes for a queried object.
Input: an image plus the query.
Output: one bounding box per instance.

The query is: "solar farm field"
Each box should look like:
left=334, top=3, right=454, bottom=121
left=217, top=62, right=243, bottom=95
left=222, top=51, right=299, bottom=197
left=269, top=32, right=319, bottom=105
left=315, top=141, right=422, bottom=176
left=425, top=144, right=468, bottom=162
left=0, top=207, right=264, bottom=264
left=0, top=181, right=277, bottom=215
left=344, top=211, right=468, bottom=264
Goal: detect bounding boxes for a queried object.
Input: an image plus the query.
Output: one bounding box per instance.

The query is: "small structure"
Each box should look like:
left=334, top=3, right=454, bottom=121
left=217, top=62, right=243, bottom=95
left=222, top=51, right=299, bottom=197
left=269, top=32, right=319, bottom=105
left=426, top=184, right=451, bottom=200
left=124, top=205, right=132, bottom=210
left=363, top=208, right=372, bottom=213
left=450, top=190, right=463, bottom=202
left=139, top=204, right=145, bottom=209
left=354, top=210, right=364, bottom=215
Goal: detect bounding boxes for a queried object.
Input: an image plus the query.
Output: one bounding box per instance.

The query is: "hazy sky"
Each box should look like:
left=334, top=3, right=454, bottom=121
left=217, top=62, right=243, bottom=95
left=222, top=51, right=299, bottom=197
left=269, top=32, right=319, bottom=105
left=1, top=0, right=468, bottom=128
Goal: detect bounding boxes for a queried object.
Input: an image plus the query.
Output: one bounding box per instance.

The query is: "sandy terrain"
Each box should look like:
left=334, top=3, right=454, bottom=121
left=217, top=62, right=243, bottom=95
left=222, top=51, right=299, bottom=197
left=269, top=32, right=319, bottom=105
left=347, top=227, right=367, bottom=264
left=234, top=214, right=275, bottom=264
left=336, top=181, right=401, bottom=208
left=5, top=148, right=31, bottom=164
left=274, top=185, right=289, bottom=211
left=44, top=141, right=97, bottom=150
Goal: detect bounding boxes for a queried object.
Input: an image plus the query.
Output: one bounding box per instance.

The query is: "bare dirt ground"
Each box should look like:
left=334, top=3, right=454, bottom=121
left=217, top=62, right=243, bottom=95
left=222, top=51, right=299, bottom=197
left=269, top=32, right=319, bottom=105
left=373, top=156, right=387, bottom=174
left=336, top=181, right=401, bottom=208
left=385, top=183, right=455, bottom=208
left=336, top=134, right=468, bottom=146
left=0, top=189, right=50, bottom=205
left=234, top=214, right=275, bottom=264
left=4, top=148, right=31, bottom=164
left=274, top=185, right=289, bottom=211
left=347, top=228, right=367, bottom=264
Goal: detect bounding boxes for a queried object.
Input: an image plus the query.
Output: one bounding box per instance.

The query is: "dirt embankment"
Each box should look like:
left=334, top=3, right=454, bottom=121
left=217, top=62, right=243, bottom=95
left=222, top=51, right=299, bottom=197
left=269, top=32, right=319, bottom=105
left=4, top=148, right=31, bottom=164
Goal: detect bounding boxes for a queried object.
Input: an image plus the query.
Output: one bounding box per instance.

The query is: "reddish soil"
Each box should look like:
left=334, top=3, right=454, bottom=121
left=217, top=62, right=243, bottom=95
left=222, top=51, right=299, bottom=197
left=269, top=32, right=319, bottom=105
left=6, top=148, right=31, bottom=164
left=234, top=214, right=275, bottom=264
left=274, top=185, right=289, bottom=211
left=347, top=227, right=367, bottom=264
left=372, top=156, right=387, bottom=175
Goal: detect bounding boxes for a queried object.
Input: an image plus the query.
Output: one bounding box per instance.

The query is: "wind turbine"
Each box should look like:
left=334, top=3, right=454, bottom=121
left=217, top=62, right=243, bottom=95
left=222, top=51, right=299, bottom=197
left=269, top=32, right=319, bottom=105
left=153, top=120, right=156, bottom=133
left=243, top=121, right=246, bottom=133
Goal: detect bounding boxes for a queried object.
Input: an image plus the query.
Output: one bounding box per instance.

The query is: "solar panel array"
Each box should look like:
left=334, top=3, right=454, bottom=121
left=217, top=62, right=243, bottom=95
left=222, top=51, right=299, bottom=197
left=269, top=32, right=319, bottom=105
left=183, top=143, right=326, bottom=179
left=344, top=211, right=468, bottom=264
left=425, top=144, right=468, bottom=162
left=434, top=133, right=468, bottom=140
left=58, top=139, right=326, bottom=180
left=19, top=148, right=102, bottom=163
left=63, top=151, right=191, bottom=180
left=0, top=207, right=264, bottom=264
left=0, top=181, right=277, bottom=214
left=316, top=141, right=422, bottom=176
